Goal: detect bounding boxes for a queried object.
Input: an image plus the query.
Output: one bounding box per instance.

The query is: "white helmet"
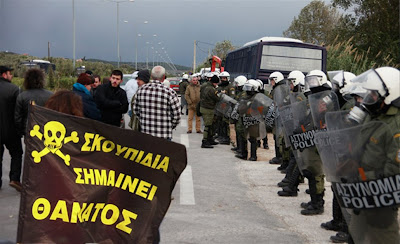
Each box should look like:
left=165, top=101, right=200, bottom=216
left=256, top=79, right=264, bottom=91
left=206, top=72, right=214, bottom=78
left=219, top=71, right=230, bottom=79
left=243, top=79, right=259, bottom=92
left=287, top=70, right=305, bottom=87
left=182, top=74, right=189, bottom=80
left=268, top=71, right=284, bottom=84
left=234, top=75, right=247, bottom=87
left=305, top=70, right=328, bottom=89
left=352, top=67, right=400, bottom=106
left=329, top=71, right=356, bottom=88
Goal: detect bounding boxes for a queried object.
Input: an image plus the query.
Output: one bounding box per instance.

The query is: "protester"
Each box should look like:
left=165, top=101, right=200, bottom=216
left=45, top=90, right=84, bottom=117
left=95, top=70, right=128, bottom=126
left=133, top=65, right=181, bottom=140
left=129, top=69, right=151, bottom=131
left=91, top=74, right=101, bottom=98
left=15, top=68, right=53, bottom=137
left=132, top=66, right=180, bottom=243
left=185, top=75, right=201, bottom=133
left=0, top=65, right=23, bottom=191
left=125, top=71, right=139, bottom=116
left=72, top=73, right=101, bottom=120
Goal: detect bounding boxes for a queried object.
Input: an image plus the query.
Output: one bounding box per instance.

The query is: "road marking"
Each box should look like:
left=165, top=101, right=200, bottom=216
left=180, top=134, right=189, bottom=148
left=180, top=165, right=195, bottom=205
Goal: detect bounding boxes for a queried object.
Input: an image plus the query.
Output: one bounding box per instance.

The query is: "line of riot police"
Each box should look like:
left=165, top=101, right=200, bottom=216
left=199, top=66, right=400, bottom=244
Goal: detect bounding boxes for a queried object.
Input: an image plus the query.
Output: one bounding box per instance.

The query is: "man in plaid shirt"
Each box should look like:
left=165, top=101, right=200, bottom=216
left=133, top=66, right=181, bottom=140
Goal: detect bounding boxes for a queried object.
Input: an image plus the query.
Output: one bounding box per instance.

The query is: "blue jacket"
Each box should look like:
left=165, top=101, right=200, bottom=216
left=72, top=83, right=101, bottom=121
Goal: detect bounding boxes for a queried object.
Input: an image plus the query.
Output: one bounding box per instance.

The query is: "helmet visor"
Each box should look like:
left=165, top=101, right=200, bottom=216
left=362, top=90, right=380, bottom=105
left=351, top=69, right=386, bottom=94
left=243, top=83, right=254, bottom=91
left=305, top=76, right=322, bottom=89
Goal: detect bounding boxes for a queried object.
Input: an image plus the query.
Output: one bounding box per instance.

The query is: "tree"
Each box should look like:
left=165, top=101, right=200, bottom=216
left=332, top=0, right=399, bottom=66
left=283, top=0, right=341, bottom=45
left=211, top=40, right=237, bottom=60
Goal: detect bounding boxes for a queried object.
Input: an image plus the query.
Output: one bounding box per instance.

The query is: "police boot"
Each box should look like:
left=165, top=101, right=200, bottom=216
left=201, top=139, right=213, bottom=148
left=277, top=158, right=296, bottom=187
left=278, top=165, right=300, bottom=197
left=263, top=136, right=269, bottom=149
left=235, top=137, right=248, bottom=160
left=248, top=138, right=257, bottom=161
left=330, top=231, right=349, bottom=243
left=301, top=193, right=324, bottom=215
left=277, top=159, right=289, bottom=172
left=301, top=173, right=324, bottom=215
left=219, top=125, right=230, bottom=145
left=231, top=135, right=240, bottom=151
left=207, top=126, right=219, bottom=145
left=269, top=157, right=282, bottom=165
left=321, top=195, right=343, bottom=231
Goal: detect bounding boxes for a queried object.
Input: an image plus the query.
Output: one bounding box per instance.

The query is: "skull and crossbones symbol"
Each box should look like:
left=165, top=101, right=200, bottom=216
left=30, top=121, right=79, bottom=166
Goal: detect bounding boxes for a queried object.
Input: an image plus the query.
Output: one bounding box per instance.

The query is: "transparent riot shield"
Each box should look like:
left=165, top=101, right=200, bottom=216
left=278, top=105, right=293, bottom=148
left=282, top=100, right=322, bottom=174
left=216, top=94, right=237, bottom=119
left=315, top=120, right=400, bottom=244
left=248, top=93, right=274, bottom=122
left=308, top=91, right=340, bottom=130
left=273, top=84, right=291, bottom=139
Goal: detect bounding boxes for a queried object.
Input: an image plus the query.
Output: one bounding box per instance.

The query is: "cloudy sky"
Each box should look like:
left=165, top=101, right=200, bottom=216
left=0, top=0, right=331, bottom=67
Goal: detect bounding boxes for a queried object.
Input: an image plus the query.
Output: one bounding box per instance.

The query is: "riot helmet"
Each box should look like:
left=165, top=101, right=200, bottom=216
left=305, top=70, right=330, bottom=94
left=288, top=70, right=305, bottom=92
left=268, top=71, right=284, bottom=87
left=234, top=75, right=247, bottom=88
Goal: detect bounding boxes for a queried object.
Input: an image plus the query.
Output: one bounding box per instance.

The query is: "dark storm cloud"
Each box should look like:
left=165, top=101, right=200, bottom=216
left=0, top=0, right=330, bottom=67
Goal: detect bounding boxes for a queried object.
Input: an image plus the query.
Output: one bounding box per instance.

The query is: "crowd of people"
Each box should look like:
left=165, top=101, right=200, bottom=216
left=0, top=63, right=399, bottom=243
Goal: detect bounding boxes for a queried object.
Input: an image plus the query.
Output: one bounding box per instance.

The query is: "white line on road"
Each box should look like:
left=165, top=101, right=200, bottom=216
left=180, top=134, right=189, bottom=148
left=179, top=165, right=195, bottom=205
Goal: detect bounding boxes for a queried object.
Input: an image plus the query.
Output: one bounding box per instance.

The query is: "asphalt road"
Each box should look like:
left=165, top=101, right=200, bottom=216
left=3, top=114, right=392, bottom=243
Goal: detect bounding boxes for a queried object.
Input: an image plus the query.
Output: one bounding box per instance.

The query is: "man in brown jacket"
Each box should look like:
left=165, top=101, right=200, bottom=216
left=185, top=75, right=201, bottom=133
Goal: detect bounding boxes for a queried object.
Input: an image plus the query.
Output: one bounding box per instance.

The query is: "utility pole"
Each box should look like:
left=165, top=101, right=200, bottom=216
left=48, top=42, right=50, bottom=60
left=72, top=0, right=76, bottom=70
left=193, top=40, right=196, bottom=74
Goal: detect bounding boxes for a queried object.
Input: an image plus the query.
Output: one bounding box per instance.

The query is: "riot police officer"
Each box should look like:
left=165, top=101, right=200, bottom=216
left=200, top=75, right=221, bottom=148
left=216, top=71, right=235, bottom=145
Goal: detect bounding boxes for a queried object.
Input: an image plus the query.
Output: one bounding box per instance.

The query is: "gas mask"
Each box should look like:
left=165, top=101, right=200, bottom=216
left=347, top=105, right=369, bottom=124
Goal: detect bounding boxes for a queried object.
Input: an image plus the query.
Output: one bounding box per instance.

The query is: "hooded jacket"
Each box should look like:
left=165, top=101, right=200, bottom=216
left=73, top=83, right=101, bottom=121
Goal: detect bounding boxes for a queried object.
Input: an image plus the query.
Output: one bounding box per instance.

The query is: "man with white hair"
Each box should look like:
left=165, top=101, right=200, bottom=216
left=133, top=66, right=181, bottom=140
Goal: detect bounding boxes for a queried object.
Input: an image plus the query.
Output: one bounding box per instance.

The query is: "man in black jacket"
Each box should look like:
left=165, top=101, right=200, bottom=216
left=95, top=70, right=128, bottom=126
left=0, top=66, right=23, bottom=192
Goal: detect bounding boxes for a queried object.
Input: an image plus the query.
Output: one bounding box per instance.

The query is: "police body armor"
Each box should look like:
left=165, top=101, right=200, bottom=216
left=315, top=114, right=400, bottom=244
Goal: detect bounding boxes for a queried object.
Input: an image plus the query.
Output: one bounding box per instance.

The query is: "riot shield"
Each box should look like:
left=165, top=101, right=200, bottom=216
left=308, top=91, right=340, bottom=130
left=281, top=100, right=322, bottom=174
left=278, top=105, right=293, bottom=148
left=248, top=93, right=273, bottom=119
left=216, top=94, right=237, bottom=119
left=273, top=84, right=291, bottom=139
left=315, top=120, right=400, bottom=244
left=273, top=84, right=291, bottom=108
